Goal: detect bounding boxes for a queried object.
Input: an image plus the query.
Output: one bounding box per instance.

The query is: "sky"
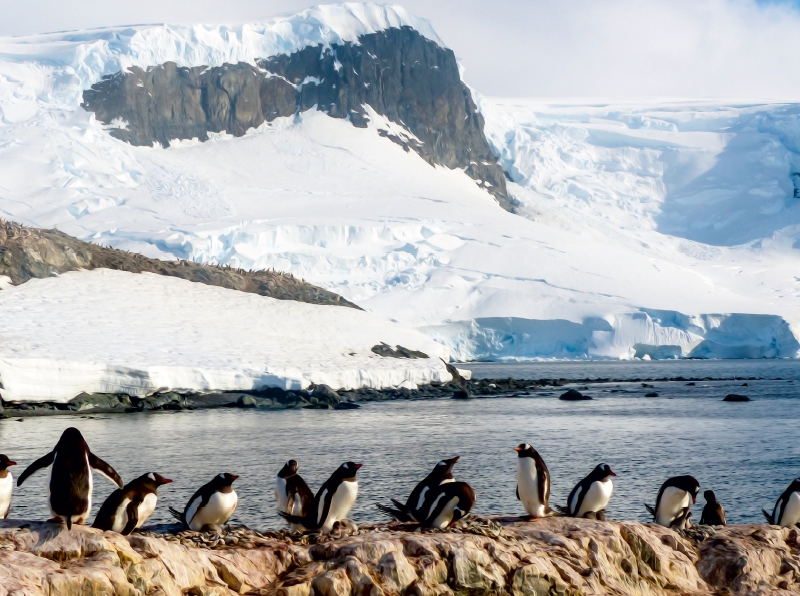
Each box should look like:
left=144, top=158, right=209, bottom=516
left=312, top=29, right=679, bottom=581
left=3, top=0, right=800, bottom=99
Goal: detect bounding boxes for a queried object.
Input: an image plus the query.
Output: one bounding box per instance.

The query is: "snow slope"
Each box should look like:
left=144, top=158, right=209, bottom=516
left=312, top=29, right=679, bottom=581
left=0, top=269, right=450, bottom=402
left=1, top=5, right=800, bottom=363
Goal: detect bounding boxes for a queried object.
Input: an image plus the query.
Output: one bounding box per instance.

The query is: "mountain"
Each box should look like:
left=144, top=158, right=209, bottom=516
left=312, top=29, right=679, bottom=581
left=1, top=3, right=799, bottom=363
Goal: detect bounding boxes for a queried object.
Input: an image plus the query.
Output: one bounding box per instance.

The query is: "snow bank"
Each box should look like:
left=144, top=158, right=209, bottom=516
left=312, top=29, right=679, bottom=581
left=0, top=269, right=450, bottom=403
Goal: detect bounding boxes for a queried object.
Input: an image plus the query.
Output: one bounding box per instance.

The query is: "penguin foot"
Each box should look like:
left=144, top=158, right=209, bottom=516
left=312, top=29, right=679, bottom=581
left=201, top=524, right=223, bottom=533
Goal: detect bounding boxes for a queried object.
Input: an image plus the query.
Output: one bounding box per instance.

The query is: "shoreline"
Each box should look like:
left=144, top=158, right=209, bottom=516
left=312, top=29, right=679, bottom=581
left=0, top=373, right=775, bottom=418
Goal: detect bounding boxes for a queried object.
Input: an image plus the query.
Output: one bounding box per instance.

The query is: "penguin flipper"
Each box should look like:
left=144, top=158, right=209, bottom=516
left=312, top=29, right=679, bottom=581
left=552, top=504, right=570, bottom=516
left=17, top=450, right=54, bottom=487
left=88, top=453, right=123, bottom=488
left=644, top=503, right=656, bottom=517
left=376, top=502, right=412, bottom=522
left=762, top=508, right=774, bottom=524
left=516, top=485, right=520, bottom=501
left=121, top=498, right=141, bottom=536
left=278, top=510, right=312, bottom=527
left=168, top=506, right=186, bottom=527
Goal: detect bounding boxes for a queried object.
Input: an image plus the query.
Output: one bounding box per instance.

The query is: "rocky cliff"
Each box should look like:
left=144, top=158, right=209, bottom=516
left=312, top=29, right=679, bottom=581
left=81, top=27, right=511, bottom=210
left=1, top=516, right=799, bottom=595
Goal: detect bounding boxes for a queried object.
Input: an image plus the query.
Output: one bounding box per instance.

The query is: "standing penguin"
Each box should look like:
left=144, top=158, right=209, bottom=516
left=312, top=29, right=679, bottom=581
left=418, top=481, right=475, bottom=529
left=279, top=462, right=361, bottom=533
left=762, top=477, right=800, bottom=527
left=645, top=475, right=700, bottom=529
left=514, top=444, right=550, bottom=519
left=0, top=455, right=17, bottom=519
left=275, top=460, right=314, bottom=531
left=559, top=463, right=616, bottom=519
left=699, top=490, right=726, bottom=526
left=17, top=428, right=123, bottom=529
left=377, top=456, right=459, bottom=522
left=170, top=473, right=239, bottom=532
left=93, top=473, right=173, bottom=534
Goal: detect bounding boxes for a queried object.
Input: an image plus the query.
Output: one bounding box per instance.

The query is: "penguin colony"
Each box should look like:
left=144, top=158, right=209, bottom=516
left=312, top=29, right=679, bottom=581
left=2, top=429, right=800, bottom=533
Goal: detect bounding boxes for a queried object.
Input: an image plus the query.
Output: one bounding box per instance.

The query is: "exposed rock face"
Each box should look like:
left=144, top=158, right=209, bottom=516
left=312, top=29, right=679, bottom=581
left=0, top=220, right=357, bottom=308
left=1, top=517, right=799, bottom=595
left=81, top=27, right=510, bottom=209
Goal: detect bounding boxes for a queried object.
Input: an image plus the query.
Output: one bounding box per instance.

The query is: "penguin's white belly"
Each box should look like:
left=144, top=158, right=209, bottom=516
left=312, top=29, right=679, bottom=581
left=517, top=459, right=545, bottom=517
left=430, top=496, right=460, bottom=529
left=275, top=477, right=290, bottom=513
left=778, top=492, right=800, bottom=527
left=319, top=481, right=358, bottom=533
left=576, top=480, right=613, bottom=517
left=656, top=488, right=691, bottom=527
left=0, top=473, right=13, bottom=518
left=111, top=498, right=132, bottom=533
left=137, top=493, right=158, bottom=527
left=188, top=491, right=238, bottom=531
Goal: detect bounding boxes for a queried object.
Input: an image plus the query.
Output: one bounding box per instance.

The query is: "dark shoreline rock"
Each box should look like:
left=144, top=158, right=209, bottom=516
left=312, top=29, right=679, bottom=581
left=723, top=394, right=751, bottom=402
left=559, top=388, right=592, bottom=401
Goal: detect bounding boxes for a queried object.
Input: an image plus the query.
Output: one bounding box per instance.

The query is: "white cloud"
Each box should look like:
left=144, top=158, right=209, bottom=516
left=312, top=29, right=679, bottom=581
left=3, top=0, right=800, bottom=98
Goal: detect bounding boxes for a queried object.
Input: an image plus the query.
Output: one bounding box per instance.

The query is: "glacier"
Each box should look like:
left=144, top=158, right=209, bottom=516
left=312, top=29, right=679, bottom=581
left=0, top=3, right=800, bottom=377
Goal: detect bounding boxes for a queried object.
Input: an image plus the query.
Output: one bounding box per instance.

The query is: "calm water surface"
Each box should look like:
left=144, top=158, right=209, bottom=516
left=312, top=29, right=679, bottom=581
left=2, top=361, right=799, bottom=529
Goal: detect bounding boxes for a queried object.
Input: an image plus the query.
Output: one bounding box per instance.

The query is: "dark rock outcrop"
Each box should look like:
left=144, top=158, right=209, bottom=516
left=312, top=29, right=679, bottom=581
left=559, top=388, right=592, bottom=401
left=0, top=220, right=357, bottom=309
left=81, top=27, right=510, bottom=208
left=724, top=394, right=751, bottom=402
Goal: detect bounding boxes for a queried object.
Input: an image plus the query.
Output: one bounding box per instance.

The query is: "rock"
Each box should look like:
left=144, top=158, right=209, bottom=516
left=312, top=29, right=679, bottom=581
left=371, top=342, right=429, bottom=359
left=686, top=382, right=696, bottom=386
left=67, top=392, right=132, bottom=411
left=559, top=389, right=592, bottom=401
left=723, top=394, right=751, bottom=402
left=311, top=384, right=341, bottom=405
left=452, top=390, right=472, bottom=400
left=236, top=395, right=258, bottom=408
left=645, top=392, right=659, bottom=397
left=333, top=402, right=361, bottom=410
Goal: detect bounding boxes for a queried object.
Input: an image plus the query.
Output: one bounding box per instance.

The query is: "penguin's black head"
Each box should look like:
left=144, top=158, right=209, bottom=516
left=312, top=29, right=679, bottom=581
left=58, top=427, right=88, bottom=451
left=216, top=472, right=239, bottom=486
left=703, top=490, right=716, bottom=503
left=0, top=454, right=16, bottom=470
left=151, top=473, right=173, bottom=486
left=672, top=475, right=700, bottom=503
left=514, top=443, right=537, bottom=457
left=594, top=463, right=616, bottom=479
left=338, top=462, right=362, bottom=479
left=278, top=460, right=299, bottom=478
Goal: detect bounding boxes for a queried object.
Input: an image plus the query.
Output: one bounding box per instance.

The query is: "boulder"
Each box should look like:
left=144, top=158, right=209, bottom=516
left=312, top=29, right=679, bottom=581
left=311, top=384, right=341, bottom=405
left=723, top=394, right=751, bottom=402
left=559, top=389, right=592, bottom=401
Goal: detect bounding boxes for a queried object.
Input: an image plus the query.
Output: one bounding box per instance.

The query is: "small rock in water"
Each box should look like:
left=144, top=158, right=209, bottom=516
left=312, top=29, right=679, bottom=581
left=452, top=390, right=472, bottom=399
left=686, top=382, right=696, bottom=386
left=642, top=383, right=654, bottom=388
left=334, top=402, right=360, bottom=410
left=559, top=389, right=592, bottom=401
left=723, top=394, right=751, bottom=402
left=645, top=392, right=659, bottom=397
left=236, top=395, right=258, bottom=408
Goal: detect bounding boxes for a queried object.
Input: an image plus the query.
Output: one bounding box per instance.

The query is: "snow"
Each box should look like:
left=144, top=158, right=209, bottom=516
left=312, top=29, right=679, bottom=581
left=0, top=269, right=450, bottom=403
left=2, top=5, right=800, bottom=371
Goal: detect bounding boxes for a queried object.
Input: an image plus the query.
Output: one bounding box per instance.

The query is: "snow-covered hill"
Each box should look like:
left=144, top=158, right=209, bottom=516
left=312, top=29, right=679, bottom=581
left=2, top=4, right=800, bottom=361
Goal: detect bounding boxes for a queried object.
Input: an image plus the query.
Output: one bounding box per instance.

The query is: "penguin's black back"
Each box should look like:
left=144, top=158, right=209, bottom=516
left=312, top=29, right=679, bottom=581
left=50, top=431, right=91, bottom=518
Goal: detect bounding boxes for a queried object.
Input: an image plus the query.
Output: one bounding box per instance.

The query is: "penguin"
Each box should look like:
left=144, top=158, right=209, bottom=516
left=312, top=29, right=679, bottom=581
left=762, top=477, right=800, bottom=527
left=17, top=427, right=123, bottom=529
left=93, top=473, right=173, bottom=535
left=418, top=481, right=475, bottom=529
left=169, top=473, right=239, bottom=532
left=274, top=460, right=314, bottom=531
left=0, top=455, right=17, bottom=519
left=514, top=444, right=550, bottom=518
left=376, top=456, right=459, bottom=522
left=644, top=475, right=700, bottom=529
left=279, top=462, right=361, bottom=533
left=560, top=463, right=616, bottom=519
left=699, top=490, right=726, bottom=526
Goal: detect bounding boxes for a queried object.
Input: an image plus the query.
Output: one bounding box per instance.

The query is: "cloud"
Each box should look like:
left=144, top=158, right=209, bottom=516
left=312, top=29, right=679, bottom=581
left=3, top=0, right=800, bottom=98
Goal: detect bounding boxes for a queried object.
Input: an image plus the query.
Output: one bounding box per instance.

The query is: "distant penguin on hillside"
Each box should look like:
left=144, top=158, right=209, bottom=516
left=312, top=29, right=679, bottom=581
left=699, top=490, right=726, bottom=526
left=556, top=463, right=616, bottom=519
left=417, top=481, right=475, bottom=529
left=645, top=475, right=700, bottom=529
left=514, top=443, right=551, bottom=519
left=377, top=456, right=459, bottom=522
left=170, top=473, right=238, bottom=532
left=275, top=460, right=314, bottom=531
left=17, top=427, right=123, bottom=529
left=0, top=455, right=17, bottom=519
left=762, top=477, right=800, bottom=527
left=93, top=473, right=172, bottom=535
left=279, top=462, right=361, bottom=533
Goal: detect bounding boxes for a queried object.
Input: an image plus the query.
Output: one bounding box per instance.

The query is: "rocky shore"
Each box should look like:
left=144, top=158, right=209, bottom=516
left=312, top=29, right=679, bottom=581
left=0, top=516, right=798, bottom=595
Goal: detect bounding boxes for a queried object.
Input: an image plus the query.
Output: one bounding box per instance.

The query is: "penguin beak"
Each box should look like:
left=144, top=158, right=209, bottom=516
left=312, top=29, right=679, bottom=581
left=513, top=446, right=523, bottom=452
left=451, top=456, right=460, bottom=463
left=692, top=494, right=697, bottom=504
left=353, top=464, right=363, bottom=470
left=230, top=475, right=240, bottom=481
left=161, top=477, right=173, bottom=485
left=609, top=471, right=617, bottom=477
left=6, top=461, right=15, bottom=467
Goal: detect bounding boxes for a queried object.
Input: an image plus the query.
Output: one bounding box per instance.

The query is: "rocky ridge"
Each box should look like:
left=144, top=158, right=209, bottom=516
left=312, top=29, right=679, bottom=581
left=81, top=27, right=511, bottom=209
left=0, top=220, right=356, bottom=308
left=1, top=517, right=798, bottom=595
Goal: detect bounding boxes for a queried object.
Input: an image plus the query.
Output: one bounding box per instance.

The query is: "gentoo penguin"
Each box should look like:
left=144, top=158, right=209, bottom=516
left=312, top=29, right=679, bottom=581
left=93, top=473, right=173, bottom=535
left=762, top=477, right=800, bottom=527
left=418, top=481, right=475, bottom=528
left=376, top=456, right=459, bottom=522
left=279, top=462, right=361, bottom=533
left=169, top=473, right=239, bottom=531
left=699, top=490, right=726, bottom=526
left=17, top=427, right=123, bottom=529
left=560, top=463, right=616, bottom=519
left=514, top=444, right=550, bottom=518
left=0, top=455, right=17, bottom=519
left=645, top=475, right=700, bottom=529
left=274, top=460, right=313, bottom=531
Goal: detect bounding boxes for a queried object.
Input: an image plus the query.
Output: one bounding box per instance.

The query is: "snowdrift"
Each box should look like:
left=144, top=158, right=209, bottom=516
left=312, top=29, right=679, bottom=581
left=0, top=269, right=450, bottom=403
left=1, top=5, right=800, bottom=362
